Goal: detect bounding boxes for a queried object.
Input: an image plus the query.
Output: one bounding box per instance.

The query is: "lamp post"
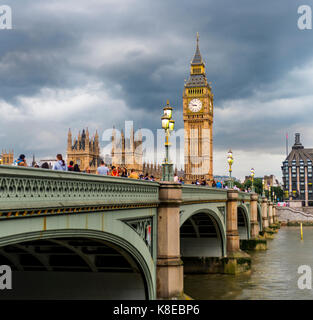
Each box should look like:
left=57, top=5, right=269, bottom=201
left=161, top=100, right=175, bottom=181
left=269, top=186, right=272, bottom=201
left=227, top=150, right=234, bottom=188
left=251, top=168, right=255, bottom=193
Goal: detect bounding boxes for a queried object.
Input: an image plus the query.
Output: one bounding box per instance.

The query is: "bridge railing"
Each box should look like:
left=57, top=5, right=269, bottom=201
left=0, top=166, right=159, bottom=215
left=182, top=185, right=228, bottom=203
left=238, top=191, right=252, bottom=202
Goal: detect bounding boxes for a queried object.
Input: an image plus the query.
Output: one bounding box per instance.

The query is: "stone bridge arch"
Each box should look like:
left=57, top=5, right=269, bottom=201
left=0, top=212, right=156, bottom=300
left=237, top=204, right=250, bottom=240
left=180, top=208, right=226, bottom=259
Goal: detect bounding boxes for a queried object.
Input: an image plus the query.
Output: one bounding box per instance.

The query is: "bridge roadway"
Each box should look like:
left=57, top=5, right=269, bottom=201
left=0, top=166, right=278, bottom=299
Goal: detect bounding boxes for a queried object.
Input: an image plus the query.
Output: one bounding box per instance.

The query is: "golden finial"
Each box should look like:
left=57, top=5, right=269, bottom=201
left=166, top=99, right=170, bottom=105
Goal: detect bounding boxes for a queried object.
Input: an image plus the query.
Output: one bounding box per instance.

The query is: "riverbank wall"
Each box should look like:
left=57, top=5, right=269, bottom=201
left=277, top=207, right=313, bottom=226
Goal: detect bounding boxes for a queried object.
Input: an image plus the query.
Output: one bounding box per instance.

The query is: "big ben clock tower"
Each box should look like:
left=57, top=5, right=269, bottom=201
left=183, top=33, right=213, bottom=184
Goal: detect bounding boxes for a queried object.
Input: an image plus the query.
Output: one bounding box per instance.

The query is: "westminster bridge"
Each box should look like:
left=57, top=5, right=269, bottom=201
left=0, top=166, right=279, bottom=300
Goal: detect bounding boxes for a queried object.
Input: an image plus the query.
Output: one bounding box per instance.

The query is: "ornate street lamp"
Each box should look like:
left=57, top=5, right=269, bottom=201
left=227, top=150, right=234, bottom=188
left=161, top=100, right=175, bottom=181
left=251, top=168, right=255, bottom=193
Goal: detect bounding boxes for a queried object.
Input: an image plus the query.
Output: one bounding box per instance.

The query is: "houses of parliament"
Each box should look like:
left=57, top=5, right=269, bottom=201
left=1, top=34, right=214, bottom=183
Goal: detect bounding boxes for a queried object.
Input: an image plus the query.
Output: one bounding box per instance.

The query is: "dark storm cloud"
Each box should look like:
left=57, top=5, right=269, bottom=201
left=0, top=0, right=313, bottom=178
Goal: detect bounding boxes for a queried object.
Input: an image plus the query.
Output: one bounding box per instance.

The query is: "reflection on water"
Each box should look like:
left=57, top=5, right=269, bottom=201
left=184, top=227, right=313, bottom=300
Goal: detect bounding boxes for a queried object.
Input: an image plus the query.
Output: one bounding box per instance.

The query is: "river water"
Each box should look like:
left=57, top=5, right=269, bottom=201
left=184, top=227, right=313, bottom=300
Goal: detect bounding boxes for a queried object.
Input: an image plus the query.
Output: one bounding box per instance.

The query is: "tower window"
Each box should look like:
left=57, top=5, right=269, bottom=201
left=193, top=68, right=201, bottom=74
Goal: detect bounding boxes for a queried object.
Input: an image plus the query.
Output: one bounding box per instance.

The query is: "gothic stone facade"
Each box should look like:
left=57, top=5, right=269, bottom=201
left=111, top=127, right=143, bottom=172
left=0, top=150, right=14, bottom=165
left=67, top=128, right=100, bottom=173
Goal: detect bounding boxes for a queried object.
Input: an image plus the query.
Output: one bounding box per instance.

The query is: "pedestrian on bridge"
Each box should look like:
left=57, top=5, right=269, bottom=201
left=121, top=167, right=128, bottom=177
left=216, top=180, right=222, bottom=188
left=14, top=154, right=27, bottom=167
left=73, top=164, right=80, bottom=172
left=52, top=154, right=67, bottom=171
left=97, top=161, right=109, bottom=175
left=129, top=169, right=139, bottom=179
left=68, top=161, right=74, bottom=171
left=111, top=166, right=119, bottom=177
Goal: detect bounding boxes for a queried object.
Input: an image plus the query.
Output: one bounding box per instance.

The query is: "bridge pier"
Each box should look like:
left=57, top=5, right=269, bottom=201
left=267, top=201, right=273, bottom=225
left=269, top=205, right=280, bottom=230
left=260, top=197, right=274, bottom=239
left=224, top=190, right=251, bottom=274
left=250, top=193, right=259, bottom=238
left=261, top=197, right=269, bottom=229
left=156, top=182, right=184, bottom=300
left=240, top=193, right=267, bottom=251
left=264, top=202, right=278, bottom=237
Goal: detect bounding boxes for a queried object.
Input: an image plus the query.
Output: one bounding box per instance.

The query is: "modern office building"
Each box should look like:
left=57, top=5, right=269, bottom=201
left=282, top=133, right=313, bottom=206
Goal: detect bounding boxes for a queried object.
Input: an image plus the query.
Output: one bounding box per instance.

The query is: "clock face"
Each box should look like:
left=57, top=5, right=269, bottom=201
left=188, top=99, right=202, bottom=112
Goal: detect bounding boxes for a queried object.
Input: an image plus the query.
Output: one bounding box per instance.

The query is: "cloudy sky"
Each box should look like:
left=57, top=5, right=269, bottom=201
left=0, top=0, right=313, bottom=180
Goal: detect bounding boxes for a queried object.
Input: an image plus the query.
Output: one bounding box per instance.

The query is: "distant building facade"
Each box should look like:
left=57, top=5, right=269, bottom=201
left=282, top=133, right=313, bottom=206
left=111, top=126, right=163, bottom=179
left=111, top=127, right=143, bottom=172
left=0, top=150, right=14, bottom=165
left=263, top=175, right=280, bottom=188
left=67, top=128, right=101, bottom=173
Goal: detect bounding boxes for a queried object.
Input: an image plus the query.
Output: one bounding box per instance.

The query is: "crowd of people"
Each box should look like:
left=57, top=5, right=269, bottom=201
left=191, top=178, right=253, bottom=192
left=9, top=154, right=251, bottom=191
left=10, top=154, right=158, bottom=181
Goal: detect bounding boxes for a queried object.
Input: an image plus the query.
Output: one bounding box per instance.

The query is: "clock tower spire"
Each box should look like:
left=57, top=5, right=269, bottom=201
left=183, top=33, right=213, bottom=184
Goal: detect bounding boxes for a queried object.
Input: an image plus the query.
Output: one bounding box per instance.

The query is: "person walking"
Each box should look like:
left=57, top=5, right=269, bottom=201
left=216, top=180, right=222, bottom=188
left=111, top=166, right=119, bottom=177
left=97, top=161, right=109, bottom=175
left=129, top=169, right=139, bottom=179
left=73, top=164, right=80, bottom=172
left=52, top=154, right=67, bottom=171
left=41, top=162, right=49, bottom=169
left=14, top=154, right=27, bottom=167
left=121, top=167, right=128, bottom=177
left=68, top=161, right=74, bottom=171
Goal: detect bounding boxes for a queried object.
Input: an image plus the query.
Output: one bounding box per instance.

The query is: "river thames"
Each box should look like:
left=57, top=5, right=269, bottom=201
left=185, top=227, right=313, bottom=299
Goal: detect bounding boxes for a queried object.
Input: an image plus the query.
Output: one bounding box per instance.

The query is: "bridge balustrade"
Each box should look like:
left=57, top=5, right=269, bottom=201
left=0, top=165, right=159, bottom=218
